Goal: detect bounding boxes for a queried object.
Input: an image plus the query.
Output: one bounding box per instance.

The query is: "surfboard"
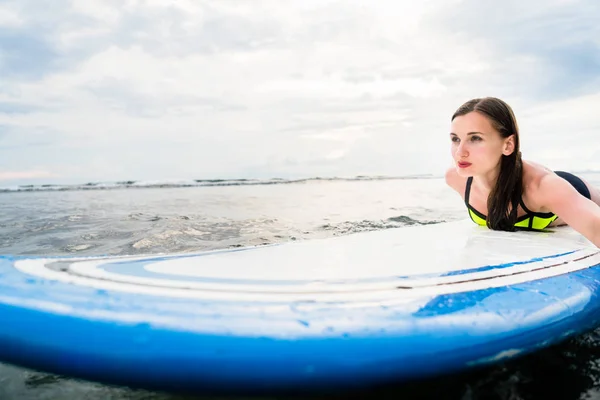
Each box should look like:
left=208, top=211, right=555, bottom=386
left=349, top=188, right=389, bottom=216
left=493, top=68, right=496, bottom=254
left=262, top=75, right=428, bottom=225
left=1, top=219, right=600, bottom=395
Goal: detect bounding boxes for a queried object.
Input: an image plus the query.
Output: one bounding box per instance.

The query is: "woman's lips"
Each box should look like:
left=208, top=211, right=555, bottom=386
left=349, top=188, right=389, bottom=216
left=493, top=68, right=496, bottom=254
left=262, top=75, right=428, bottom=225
left=458, top=161, right=472, bottom=168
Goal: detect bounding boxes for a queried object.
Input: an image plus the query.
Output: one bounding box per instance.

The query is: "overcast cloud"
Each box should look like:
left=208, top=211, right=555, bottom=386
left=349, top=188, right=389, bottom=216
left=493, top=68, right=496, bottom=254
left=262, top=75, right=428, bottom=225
left=1, top=0, right=599, bottom=184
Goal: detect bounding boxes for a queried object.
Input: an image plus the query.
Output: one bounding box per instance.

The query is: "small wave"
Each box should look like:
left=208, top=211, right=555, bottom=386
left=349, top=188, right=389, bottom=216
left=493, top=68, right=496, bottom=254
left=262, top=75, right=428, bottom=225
left=127, top=213, right=162, bottom=222
left=64, top=244, right=94, bottom=252
left=23, top=371, right=63, bottom=388
left=319, top=215, right=444, bottom=236
left=0, top=174, right=439, bottom=193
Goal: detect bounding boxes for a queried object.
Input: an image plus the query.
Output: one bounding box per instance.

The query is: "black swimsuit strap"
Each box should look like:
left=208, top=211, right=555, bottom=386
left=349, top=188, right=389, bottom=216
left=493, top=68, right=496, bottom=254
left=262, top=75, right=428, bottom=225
left=464, top=177, right=473, bottom=206
left=467, top=176, right=531, bottom=212
left=518, top=197, right=532, bottom=214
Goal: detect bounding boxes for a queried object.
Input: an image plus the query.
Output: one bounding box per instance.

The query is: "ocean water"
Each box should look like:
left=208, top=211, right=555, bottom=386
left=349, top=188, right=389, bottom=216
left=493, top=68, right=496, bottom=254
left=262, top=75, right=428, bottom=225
left=2, top=174, right=600, bottom=400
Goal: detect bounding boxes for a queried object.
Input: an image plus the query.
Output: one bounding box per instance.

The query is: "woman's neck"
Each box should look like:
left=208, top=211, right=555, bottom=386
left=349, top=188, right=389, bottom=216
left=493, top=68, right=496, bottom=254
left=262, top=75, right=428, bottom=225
left=474, top=167, right=501, bottom=192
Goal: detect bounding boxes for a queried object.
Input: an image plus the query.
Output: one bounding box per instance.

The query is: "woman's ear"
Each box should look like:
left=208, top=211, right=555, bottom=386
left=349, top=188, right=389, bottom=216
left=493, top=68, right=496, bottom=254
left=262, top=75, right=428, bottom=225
left=502, top=135, right=516, bottom=156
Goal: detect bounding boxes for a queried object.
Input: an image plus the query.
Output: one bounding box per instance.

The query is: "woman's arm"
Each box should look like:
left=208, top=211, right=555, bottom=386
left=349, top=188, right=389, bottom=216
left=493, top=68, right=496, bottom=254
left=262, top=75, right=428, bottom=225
left=536, top=173, right=600, bottom=247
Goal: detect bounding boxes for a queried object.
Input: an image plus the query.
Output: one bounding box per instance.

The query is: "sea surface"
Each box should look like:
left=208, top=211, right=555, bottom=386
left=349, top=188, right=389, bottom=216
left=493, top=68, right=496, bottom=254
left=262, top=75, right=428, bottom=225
left=2, top=173, right=600, bottom=400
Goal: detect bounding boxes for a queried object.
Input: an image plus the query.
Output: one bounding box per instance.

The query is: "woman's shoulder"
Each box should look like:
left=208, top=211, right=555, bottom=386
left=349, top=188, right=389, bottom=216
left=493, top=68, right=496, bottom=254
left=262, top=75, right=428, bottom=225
left=521, top=160, right=560, bottom=208
left=522, top=160, right=555, bottom=190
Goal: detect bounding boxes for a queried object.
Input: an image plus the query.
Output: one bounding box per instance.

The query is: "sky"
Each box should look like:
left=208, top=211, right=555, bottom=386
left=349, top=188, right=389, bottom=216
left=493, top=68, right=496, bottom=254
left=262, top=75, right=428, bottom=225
left=1, top=0, right=599, bottom=185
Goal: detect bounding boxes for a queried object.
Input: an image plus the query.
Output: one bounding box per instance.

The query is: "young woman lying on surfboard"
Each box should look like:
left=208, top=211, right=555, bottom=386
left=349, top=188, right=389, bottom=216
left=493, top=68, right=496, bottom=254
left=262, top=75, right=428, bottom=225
left=445, top=96, right=600, bottom=248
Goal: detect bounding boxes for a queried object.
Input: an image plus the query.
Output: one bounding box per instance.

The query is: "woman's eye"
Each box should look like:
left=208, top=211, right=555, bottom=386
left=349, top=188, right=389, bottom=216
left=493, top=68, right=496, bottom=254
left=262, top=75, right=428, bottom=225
left=451, top=136, right=459, bottom=142
left=471, top=136, right=482, bottom=141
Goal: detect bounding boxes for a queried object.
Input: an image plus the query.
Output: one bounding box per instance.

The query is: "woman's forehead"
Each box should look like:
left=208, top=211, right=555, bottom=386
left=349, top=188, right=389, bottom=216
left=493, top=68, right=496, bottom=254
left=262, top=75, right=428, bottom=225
left=451, top=112, right=496, bottom=134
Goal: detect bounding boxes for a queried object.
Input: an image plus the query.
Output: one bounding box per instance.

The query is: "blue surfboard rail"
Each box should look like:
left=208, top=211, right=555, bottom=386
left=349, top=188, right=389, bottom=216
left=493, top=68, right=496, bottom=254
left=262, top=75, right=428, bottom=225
left=2, top=251, right=600, bottom=395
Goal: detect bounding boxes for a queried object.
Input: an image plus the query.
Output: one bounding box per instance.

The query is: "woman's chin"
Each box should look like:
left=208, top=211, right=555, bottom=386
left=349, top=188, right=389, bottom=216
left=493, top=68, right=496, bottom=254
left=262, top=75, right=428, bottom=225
left=455, top=166, right=474, bottom=177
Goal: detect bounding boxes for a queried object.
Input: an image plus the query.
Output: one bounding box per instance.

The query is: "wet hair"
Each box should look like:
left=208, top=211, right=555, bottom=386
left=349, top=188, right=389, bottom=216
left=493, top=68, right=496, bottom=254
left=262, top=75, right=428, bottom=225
left=452, top=97, right=522, bottom=231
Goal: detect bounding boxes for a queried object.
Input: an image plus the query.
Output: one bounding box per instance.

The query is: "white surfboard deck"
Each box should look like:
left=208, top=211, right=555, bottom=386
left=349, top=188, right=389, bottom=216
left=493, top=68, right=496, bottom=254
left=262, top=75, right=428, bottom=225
left=10, top=219, right=600, bottom=303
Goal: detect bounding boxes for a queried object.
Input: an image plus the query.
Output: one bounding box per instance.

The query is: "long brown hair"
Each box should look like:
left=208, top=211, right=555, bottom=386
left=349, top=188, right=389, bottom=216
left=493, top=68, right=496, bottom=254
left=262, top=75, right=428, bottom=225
left=452, top=97, right=522, bottom=231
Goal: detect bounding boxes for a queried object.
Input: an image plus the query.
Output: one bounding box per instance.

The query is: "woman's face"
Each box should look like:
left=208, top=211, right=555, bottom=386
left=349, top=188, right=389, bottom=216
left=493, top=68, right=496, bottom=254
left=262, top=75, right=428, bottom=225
left=449, top=111, right=513, bottom=177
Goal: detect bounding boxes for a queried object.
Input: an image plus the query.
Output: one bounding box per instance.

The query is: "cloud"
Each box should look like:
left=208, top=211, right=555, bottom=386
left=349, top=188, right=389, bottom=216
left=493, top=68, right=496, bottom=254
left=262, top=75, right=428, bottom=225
left=0, top=6, right=23, bottom=27
left=423, top=0, right=600, bottom=100
left=83, top=76, right=246, bottom=118
left=0, top=28, right=59, bottom=80
left=0, top=0, right=598, bottom=184
left=0, top=101, right=43, bottom=114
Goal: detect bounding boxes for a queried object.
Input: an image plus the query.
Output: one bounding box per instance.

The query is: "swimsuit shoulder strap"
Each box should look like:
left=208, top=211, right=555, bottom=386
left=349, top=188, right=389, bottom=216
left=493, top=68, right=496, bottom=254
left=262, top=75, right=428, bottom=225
left=464, top=176, right=473, bottom=206
left=466, top=177, right=531, bottom=214
left=518, top=197, right=532, bottom=214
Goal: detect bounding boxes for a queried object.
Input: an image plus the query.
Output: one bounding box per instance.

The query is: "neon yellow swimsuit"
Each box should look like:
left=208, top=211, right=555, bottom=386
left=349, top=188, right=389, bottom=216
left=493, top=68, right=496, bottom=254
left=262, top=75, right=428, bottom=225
left=465, top=177, right=558, bottom=230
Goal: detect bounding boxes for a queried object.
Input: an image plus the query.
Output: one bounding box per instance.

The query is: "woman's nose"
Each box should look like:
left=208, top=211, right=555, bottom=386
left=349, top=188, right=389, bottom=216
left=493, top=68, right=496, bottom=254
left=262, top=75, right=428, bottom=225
left=456, top=143, right=468, bottom=158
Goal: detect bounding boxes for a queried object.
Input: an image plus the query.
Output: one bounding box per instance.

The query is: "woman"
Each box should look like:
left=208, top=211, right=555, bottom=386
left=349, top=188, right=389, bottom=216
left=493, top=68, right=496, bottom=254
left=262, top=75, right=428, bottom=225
left=445, top=97, right=600, bottom=248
